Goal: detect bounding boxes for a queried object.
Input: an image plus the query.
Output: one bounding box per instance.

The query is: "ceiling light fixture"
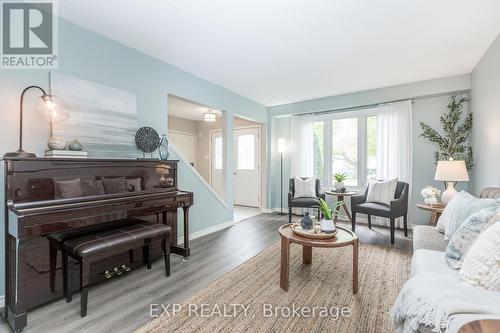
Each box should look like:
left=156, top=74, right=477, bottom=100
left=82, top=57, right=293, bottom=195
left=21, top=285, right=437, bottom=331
left=203, top=110, right=217, bottom=123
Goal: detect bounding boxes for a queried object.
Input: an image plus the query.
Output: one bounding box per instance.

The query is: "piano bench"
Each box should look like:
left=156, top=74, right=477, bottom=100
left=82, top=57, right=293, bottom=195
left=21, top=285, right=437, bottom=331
left=47, top=218, right=145, bottom=295
left=48, top=220, right=171, bottom=318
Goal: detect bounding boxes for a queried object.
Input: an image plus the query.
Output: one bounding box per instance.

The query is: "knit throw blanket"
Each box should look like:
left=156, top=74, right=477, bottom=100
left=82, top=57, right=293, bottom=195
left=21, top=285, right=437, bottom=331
left=390, top=272, right=500, bottom=333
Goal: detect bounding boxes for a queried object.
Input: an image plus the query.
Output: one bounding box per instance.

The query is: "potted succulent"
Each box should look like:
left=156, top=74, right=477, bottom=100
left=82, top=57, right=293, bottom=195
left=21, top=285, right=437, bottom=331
left=315, top=198, right=344, bottom=233
left=333, top=172, right=347, bottom=191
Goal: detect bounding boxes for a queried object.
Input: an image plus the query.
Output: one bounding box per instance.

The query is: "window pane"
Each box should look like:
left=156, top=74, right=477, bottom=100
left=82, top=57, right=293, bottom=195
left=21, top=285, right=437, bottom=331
left=332, top=118, right=358, bottom=186
left=312, top=122, right=324, bottom=182
left=237, top=134, right=255, bottom=170
left=367, top=116, right=377, bottom=182
left=214, top=136, right=223, bottom=170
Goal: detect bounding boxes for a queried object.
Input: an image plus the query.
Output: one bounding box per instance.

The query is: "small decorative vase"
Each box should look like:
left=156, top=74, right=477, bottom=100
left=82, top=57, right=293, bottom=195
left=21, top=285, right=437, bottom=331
left=320, top=219, right=336, bottom=234
left=300, top=212, right=313, bottom=230
left=334, top=182, right=344, bottom=191
left=68, top=139, right=83, bottom=151
left=424, top=196, right=437, bottom=205
left=47, top=136, right=67, bottom=150
left=158, top=134, right=169, bottom=161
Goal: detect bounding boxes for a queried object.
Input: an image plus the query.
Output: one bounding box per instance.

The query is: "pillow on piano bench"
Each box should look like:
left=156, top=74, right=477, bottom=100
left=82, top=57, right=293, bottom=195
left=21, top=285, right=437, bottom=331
left=56, top=178, right=83, bottom=199
left=101, top=177, right=127, bottom=194
left=81, top=179, right=106, bottom=196
left=125, top=178, right=142, bottom=192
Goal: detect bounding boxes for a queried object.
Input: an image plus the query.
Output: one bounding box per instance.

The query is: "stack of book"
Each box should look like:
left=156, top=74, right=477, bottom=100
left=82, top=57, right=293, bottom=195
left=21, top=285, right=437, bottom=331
left=44, top=150, right=88, bottom=159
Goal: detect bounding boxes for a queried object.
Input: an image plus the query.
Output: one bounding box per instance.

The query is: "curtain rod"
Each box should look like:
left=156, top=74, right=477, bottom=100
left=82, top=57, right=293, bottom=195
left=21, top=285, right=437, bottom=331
left=292, top=89, right=469, bottom=118
left=293, top=98, right=411, bottom=117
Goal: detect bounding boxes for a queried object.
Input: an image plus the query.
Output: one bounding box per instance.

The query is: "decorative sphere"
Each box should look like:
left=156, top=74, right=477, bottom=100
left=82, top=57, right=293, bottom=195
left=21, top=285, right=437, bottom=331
left=47, top=137, right=67, bottom=150
left=68, top=139, right=83, bottom=151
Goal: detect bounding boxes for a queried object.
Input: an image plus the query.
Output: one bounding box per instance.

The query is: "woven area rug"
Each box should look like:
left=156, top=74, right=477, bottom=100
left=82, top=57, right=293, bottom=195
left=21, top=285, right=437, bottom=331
left=137, top=242, right=411, bottom=333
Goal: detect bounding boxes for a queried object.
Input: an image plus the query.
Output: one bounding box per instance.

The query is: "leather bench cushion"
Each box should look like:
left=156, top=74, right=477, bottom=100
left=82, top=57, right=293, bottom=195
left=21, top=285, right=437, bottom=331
left=47, top=218, right=144, bottom=244
left=64, top=222, right=171, bottom=259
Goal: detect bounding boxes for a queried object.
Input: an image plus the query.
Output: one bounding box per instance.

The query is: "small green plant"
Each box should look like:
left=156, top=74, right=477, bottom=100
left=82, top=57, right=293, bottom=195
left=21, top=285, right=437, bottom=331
left=315, top=198, right=344, bottom=220
left=333, top=172, right=347, bottom=183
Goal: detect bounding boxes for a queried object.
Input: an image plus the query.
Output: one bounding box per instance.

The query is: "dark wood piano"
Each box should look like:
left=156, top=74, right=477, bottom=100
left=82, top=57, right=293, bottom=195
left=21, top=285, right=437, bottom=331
left=2, top=158, right=193, bottom=332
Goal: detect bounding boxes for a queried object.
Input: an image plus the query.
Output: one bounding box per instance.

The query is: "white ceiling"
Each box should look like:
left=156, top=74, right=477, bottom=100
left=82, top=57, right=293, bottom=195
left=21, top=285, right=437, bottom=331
left=59, top=0, right=500, bottom=106
left=168, top=96, right=221, bottom=121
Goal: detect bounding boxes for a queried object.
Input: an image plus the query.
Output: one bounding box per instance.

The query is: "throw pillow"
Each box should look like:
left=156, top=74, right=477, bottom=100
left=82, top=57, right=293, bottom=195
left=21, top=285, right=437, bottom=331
left=460, top=222, right=500, bottom=291
left=293, top=177, right=316, bottom=198
left=101, top=177, right=127, bottom=194
left=366, top=178, right=398, bottom=205
left=56, top=179, right=83, bottom=199
left=81, top=179, right=106, bottom=196
left=442, top=191, right=500, bottom=241
left=445, top=208, right=498, bottom=269
left=125, top=178, right=142, bottom=192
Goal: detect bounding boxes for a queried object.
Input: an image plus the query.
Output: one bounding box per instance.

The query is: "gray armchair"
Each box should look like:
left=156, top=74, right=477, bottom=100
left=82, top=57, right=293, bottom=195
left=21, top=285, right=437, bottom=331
left=351, top=181, right=409, bottom=244
left=288, top=178, right=325, bottom=223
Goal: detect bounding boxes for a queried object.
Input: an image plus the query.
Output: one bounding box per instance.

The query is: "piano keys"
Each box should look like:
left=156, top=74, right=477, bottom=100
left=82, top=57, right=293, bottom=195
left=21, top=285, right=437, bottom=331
left=2, top=158, right=193, bottom=332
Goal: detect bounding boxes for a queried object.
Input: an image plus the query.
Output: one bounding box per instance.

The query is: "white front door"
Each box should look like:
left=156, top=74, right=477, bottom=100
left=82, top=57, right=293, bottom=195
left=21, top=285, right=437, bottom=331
left=210, top=131, right=225, bottom=200
left=234, top=127, right=260, bottom=207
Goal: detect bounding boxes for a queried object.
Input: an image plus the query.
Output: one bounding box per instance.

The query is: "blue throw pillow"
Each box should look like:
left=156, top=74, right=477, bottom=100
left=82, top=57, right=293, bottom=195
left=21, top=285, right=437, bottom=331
left=443, top=191, right=500, bottom=241
left=445, top=208, right=499, bottom=269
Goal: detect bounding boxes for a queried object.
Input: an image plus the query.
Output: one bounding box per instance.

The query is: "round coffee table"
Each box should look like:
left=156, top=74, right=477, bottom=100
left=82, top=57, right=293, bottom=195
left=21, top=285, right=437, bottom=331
left=278, top=223, right=359, bottom=293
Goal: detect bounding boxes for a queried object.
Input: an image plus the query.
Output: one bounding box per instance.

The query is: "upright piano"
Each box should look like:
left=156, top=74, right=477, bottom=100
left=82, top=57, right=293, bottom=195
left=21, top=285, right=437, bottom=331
left=2, top=158, right=193, bottom=332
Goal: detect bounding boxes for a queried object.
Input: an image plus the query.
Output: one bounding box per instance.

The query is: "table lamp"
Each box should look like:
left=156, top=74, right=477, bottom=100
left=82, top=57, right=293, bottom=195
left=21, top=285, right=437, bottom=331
left=434, top=159, right=469, bottom=206
left=4, top=84, right=68, bottom=158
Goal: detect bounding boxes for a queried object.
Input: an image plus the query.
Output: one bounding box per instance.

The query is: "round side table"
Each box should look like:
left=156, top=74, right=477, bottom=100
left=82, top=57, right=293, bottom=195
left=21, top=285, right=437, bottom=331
left=416, top=203, right=444, bottom=225
left=458, top=320, right=500, bottom=333
left=324, top=191, right=357, bottom=223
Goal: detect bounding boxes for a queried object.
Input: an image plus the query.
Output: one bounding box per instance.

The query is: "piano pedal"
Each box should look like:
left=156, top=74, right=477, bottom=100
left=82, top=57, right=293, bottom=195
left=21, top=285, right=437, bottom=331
left=121, top=264, right=131, bottom=272
left=104, top=270, right=113, bottom=279
left=113, top=267, right=123, bottom=276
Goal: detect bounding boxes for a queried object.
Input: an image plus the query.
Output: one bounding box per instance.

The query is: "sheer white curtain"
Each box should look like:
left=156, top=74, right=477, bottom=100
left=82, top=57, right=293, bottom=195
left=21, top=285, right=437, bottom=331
left=290, top=116, right=315, bottom=215
left=374, top=100, right=413, bottom=228
left=290, top=116, right=314, bottom=178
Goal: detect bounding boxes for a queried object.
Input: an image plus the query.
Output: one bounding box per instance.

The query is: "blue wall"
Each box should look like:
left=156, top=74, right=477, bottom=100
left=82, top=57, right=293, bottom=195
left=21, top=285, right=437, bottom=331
left=0, top=17, right=267, bottom=295
left=471, top=34, right=500, bottom=193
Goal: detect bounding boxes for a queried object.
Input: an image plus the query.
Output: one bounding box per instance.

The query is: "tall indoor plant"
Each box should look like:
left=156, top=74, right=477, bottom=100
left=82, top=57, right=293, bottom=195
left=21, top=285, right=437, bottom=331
left=419, top=95, right=473, bottom=169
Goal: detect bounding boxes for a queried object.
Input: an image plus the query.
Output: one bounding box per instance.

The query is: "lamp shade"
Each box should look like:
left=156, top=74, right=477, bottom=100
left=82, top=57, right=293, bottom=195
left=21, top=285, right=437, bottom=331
left=277, top=138, right=287, bottom=154
left=36, top=94, right=70, bottom=123
left=434, top=160, right=469, bottom=182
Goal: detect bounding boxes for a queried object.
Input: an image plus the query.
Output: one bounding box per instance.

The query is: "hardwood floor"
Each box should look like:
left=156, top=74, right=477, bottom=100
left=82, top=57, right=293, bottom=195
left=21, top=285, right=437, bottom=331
left=0, top=213, right=412, bottom=333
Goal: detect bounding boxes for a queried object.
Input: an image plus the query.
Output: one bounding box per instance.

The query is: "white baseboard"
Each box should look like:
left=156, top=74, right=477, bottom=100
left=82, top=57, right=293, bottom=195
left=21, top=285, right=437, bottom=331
left=261, top=207, right=284, bottom=213
left=177, top=219, right=235, bottom=244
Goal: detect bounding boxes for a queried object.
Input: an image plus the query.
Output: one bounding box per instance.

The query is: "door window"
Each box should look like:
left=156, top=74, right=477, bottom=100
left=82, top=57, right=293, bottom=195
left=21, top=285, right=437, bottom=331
left=237, top=134, right=255, bottom=170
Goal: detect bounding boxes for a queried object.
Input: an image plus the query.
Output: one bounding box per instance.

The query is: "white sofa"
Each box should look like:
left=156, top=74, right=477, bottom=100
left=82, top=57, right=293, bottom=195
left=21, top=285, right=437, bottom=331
left=399, top=187, right=500, bottom=333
